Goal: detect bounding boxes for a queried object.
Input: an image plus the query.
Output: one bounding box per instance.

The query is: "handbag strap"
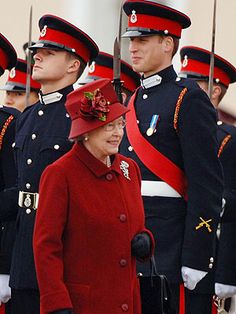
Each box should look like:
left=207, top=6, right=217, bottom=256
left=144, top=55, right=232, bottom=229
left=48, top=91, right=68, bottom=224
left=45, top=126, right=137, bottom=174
left=150, top=255, right=170, bottom=303
left=151, top=255, right=158, bottom=277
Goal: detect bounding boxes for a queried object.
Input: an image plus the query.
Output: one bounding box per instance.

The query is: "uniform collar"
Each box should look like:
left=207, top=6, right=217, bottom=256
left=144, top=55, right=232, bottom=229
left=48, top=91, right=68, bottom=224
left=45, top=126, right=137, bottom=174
left=39, top=85, right=74, bottom=105
left=73, top=142, right=122, bottom=177
left=141, top=65, right=177, bottom=89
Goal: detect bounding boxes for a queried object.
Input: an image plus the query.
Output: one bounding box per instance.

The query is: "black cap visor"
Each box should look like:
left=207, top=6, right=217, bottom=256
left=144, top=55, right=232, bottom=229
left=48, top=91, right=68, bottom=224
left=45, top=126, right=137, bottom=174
left=122, top=27, right=179, bottom=38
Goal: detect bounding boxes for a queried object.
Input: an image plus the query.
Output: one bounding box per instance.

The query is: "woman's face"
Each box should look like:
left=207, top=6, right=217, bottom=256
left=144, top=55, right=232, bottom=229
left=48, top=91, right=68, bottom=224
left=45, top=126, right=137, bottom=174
left=83, top=116, right=125, bottom=163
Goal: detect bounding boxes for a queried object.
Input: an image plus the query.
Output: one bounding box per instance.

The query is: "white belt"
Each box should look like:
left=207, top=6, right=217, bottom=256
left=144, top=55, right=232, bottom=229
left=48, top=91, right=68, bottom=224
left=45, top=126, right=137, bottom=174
left=141, top=180, right=181, bottom=198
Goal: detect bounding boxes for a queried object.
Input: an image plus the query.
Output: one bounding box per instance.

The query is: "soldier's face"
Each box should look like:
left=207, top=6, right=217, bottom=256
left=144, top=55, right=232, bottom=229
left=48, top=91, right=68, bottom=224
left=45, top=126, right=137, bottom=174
left=129, top=35, right=167, bottom=77
left=32, top=49, right=70, bottom=84
left=4, top=91, right=25, bottom=112
left=4, top=90, right=39, bottom=112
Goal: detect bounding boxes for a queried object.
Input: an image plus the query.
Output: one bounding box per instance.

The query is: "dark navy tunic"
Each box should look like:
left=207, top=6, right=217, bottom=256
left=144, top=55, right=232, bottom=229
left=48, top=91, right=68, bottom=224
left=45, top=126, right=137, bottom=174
left=0, top=106, right=19, bottom=274
left=10, top=85, right=74, bottom=290
left=215, top=123, right=236, bottom=286
left=120, top=65, right=224, bottom=283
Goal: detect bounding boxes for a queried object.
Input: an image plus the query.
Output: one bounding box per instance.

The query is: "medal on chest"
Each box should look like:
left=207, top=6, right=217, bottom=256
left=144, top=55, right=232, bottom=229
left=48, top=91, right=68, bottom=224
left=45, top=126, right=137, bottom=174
left=146, top=114, right=160, bottom=136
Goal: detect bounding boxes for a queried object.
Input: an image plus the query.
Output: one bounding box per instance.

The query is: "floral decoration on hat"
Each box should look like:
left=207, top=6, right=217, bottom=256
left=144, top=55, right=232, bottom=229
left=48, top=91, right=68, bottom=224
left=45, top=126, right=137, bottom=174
left=80, top=88, right=110, bottom=121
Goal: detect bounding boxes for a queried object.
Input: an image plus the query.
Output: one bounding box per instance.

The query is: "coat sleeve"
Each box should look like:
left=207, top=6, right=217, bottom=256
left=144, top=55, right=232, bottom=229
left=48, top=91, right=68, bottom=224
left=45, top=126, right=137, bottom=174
left=33, top=163, right=73, bottom=314
left=178, top=88, right=224, bottom=271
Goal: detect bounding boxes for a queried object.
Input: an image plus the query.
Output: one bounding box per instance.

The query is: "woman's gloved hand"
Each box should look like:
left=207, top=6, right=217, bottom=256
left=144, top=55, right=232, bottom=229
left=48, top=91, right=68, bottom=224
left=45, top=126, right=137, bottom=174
left=131, top=232, right=151, bottom=260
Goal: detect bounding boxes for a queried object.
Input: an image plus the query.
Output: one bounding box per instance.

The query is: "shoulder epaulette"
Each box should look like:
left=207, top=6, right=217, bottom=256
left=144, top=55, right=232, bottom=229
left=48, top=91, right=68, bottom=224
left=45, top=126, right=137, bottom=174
left=0, top=105, right=20, bottom=118
left=217, top=123, right=236, bottom=157
left=218, top=134, right=231, bottom=157
left=173, top=87, right=188, bottom=132
left=0, top=114, right=15, bottom=150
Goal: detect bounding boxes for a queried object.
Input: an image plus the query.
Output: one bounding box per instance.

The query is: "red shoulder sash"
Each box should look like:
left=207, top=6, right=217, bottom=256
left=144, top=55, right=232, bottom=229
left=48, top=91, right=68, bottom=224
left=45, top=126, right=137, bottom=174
left=126, top=89, right=187, bottom=200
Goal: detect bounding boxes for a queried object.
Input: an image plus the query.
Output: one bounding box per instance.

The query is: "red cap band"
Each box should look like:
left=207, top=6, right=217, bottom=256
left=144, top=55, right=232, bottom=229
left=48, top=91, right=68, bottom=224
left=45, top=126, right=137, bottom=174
left=39, top=27, right=90, bottom=62
left=8, top=69, right=40, bottom=90
left=0, top=49, right=9, bottom=70
left=88, top=64, right=137, bottom=91
left=128, top=14, right=182, bottom=37
left=181, top=59, right=230, bottom=87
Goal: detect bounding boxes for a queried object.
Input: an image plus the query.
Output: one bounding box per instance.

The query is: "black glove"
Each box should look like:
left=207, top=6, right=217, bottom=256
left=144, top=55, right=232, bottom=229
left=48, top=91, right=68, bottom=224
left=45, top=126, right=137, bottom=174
left=131, top=232, right=151, bottom=260
left=51, top=310, right=73, bottom=314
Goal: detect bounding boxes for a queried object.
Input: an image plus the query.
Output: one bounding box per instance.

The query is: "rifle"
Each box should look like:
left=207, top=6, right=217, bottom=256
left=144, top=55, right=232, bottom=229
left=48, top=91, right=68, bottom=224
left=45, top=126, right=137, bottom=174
left=25, top=5, right=33, bottom=107
left=113, top=1, right=124, bottom=103
left=207, top=0, right=217, bottom=100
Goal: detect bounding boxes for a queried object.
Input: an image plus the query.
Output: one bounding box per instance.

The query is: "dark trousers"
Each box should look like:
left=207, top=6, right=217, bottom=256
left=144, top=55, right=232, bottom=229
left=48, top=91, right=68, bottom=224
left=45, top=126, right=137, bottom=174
left=11, top=289, right=40, bottom=314
left=185, top=289, right=213, bottom=314
left=140, top=279, right=214, bottom=314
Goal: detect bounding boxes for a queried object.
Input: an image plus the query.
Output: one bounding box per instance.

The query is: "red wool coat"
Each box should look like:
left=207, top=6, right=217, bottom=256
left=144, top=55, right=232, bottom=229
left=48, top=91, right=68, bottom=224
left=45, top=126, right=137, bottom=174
left=33, top=142, right=153, bottom=314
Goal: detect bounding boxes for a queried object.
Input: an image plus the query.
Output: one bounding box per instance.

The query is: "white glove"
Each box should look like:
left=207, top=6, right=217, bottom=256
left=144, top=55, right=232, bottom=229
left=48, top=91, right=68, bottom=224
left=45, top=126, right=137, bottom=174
left=0, top=274, right=11, bottom=303
left=215, top=283, right=236, bottom=298
left=181, top=266, right=208, bottom=290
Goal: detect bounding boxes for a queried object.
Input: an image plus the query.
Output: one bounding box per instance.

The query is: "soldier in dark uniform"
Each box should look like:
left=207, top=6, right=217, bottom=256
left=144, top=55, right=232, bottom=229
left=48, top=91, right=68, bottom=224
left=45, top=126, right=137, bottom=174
left=119, top=1, right=224, bottom=313
left=79, top=51, right=140, bottom=99
left=0, top=56, right=40, bottom=314
left=179, top=45, right=236, bottom=313
left=4, top=15, right=99, bottom=314
left=0, top=58, right=40, bottom=112
left=0, top=33, right=18, bottom=314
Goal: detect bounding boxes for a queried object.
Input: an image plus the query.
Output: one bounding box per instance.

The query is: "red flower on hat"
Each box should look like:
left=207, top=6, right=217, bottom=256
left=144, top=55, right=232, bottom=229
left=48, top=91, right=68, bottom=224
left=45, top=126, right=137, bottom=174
left=80, top=89, right=110, bottom=121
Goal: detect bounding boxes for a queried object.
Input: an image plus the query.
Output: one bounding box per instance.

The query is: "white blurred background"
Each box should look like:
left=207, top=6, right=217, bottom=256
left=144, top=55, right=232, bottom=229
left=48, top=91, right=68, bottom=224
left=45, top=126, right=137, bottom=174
left=0, top=0, right=236, bottom=110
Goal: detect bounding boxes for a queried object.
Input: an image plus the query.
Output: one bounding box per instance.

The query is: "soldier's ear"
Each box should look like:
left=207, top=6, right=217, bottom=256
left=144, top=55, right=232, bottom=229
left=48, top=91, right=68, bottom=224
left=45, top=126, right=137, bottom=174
left=68, top=59, right=80, bottom=74
left=163, top=36, right=174, bottom=54
left=212, top=85, right=222, bottom=102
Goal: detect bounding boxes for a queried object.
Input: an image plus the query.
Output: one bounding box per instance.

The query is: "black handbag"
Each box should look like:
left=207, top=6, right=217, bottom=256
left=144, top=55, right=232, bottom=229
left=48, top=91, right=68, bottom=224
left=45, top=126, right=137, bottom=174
left=138, top=256, right=172, bottom=314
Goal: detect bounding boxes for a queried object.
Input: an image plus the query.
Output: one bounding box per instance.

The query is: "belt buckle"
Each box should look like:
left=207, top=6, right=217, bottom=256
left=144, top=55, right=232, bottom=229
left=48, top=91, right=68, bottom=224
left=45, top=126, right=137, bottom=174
left=18, top=191, right=38, bottom=209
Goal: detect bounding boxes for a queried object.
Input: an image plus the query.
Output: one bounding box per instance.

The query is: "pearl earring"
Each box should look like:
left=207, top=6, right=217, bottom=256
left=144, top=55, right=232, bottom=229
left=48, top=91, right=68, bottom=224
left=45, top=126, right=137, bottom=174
left=84, top=136, right=89, bottom=141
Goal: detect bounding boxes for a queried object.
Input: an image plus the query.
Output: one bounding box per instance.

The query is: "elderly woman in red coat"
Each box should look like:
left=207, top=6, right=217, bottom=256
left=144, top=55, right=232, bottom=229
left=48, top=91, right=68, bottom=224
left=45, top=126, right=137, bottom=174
left=33, top=78, right=154, bottom=314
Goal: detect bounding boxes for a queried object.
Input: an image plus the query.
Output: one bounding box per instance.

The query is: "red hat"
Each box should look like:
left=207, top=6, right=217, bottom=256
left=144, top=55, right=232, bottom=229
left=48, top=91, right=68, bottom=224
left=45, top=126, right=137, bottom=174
left=122, top=0, right=191, bottom=38
left=66, top=78, right=129, bottom=139
left=0, top=33, right=17, bottom=76
left=0, top=58, right=41, bottom=92
left=29, top=14, right=99, bottom=63
left=179, top=46, right=236, bottom=88
left=80, top=52, right=140, bottom=92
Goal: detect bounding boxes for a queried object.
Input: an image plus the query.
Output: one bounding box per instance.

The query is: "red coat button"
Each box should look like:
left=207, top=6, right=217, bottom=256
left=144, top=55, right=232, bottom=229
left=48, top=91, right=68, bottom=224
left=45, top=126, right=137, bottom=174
left=121, top=303, right=129, bottom=311
left=106, top=173, right=113, bottom=181
left=119, top=214, right=127, bottom=222
left=120, top=259, right=127, bottom=267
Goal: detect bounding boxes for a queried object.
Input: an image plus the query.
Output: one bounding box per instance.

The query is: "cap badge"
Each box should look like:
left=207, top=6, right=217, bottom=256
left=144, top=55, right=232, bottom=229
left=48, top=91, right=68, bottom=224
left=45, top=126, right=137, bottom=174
left=130, top=10, right=137, bottom=24
left=9, top=68, right=16, bottom=79
left=182, top=55, right=188, bottom=68
left=120, top=160, right=130, bottom=180
left=195, top=217, right=212, bottom=233
left=89, top=61, right=96, bottom=74
left=40, top=25, right=47, bottom=37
